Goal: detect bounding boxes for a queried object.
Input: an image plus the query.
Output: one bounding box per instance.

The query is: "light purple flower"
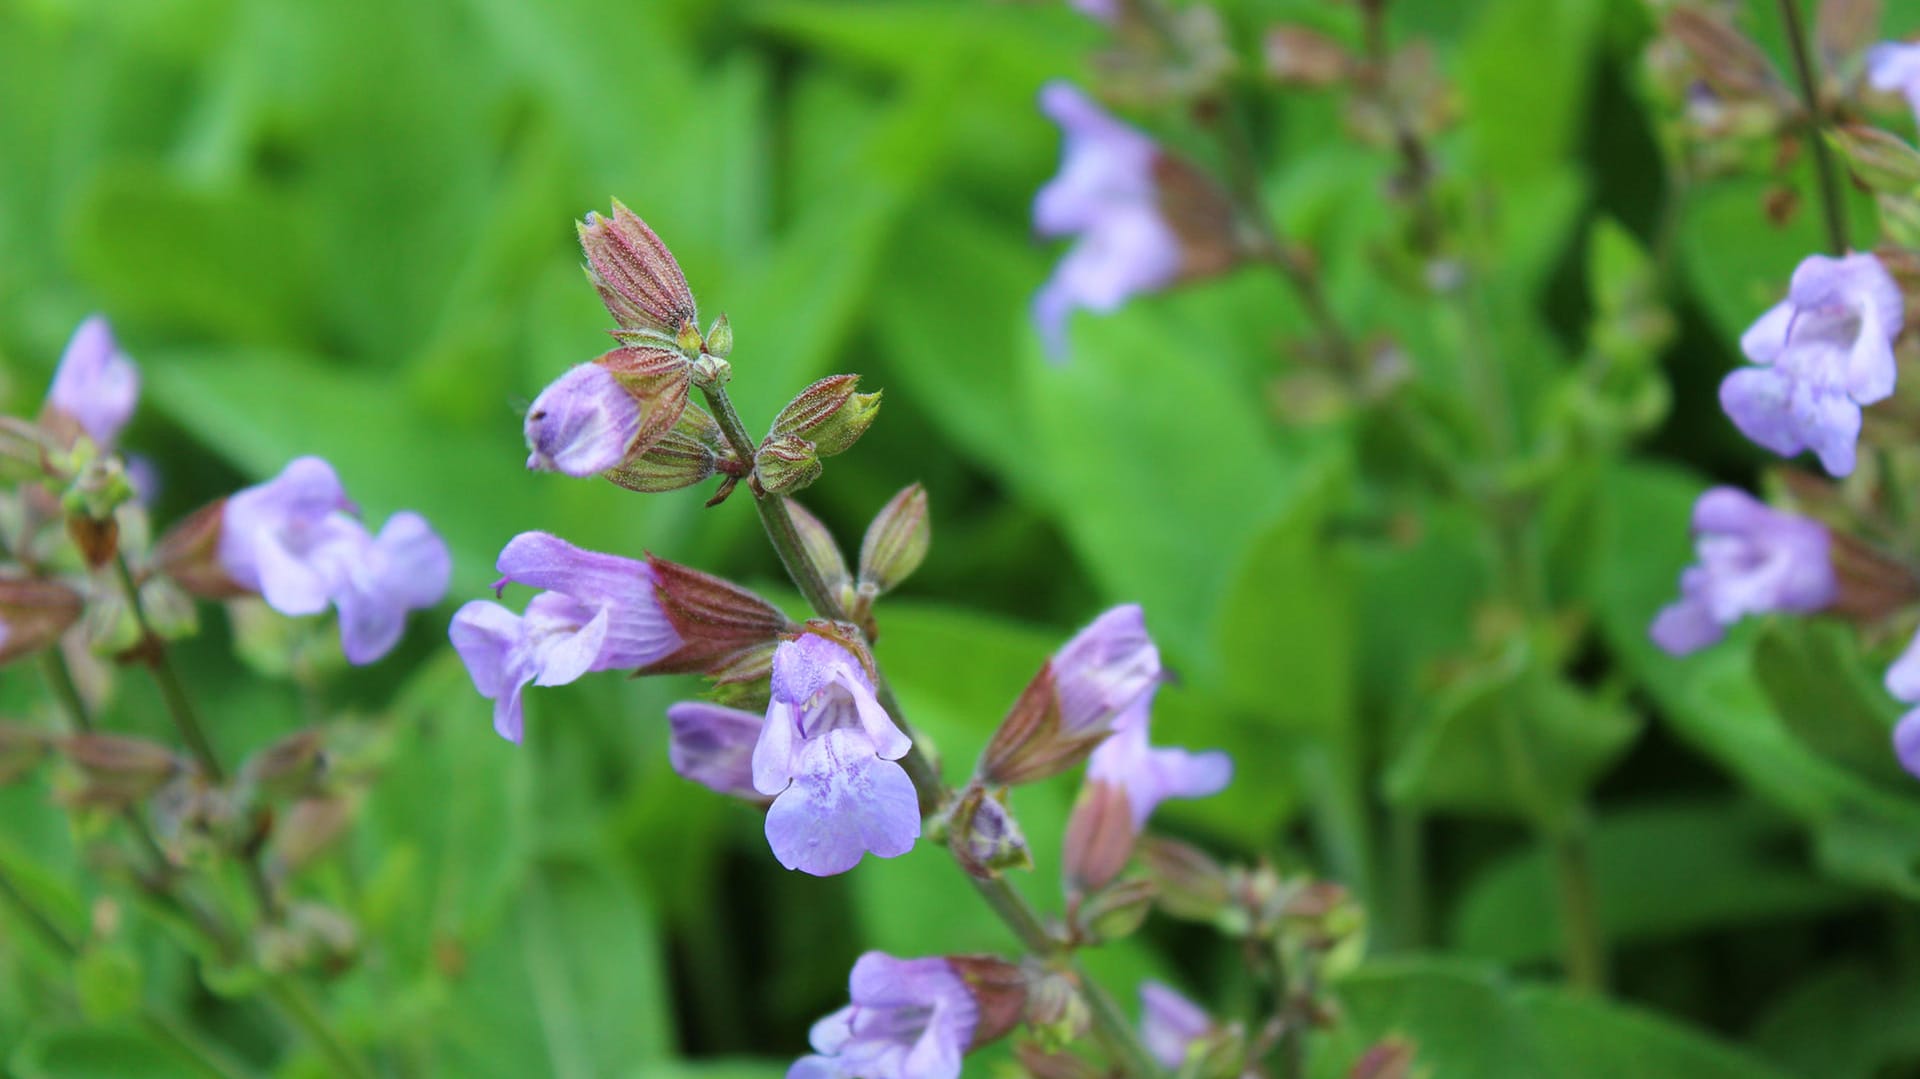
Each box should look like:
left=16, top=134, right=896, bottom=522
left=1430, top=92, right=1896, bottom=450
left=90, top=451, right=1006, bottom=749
left=1088, top=695, right=1232, bottom=829
left=1649, top=487, right=1835, bottom=656
left=790, top=952, right=977, bottom=1079
left=1032, top=82, right=1182, bottom=358
left=1885, top=630, right=1920, bottom=779
left=450, top=532, right=680, bottom=743
left=218, top=457, right=448, bottom=665
left=1869, top=42, right=1920, bottom=127
left=524, top=363, right=641, bottom=477
left=1719, top=253, right=1903, bottom=477
left=1054, top=603, right=1162, bottom=736
left=667, top=701, right=765, bottom=800
left=1070, top=0, right=1119, bottom=21
left=1140, top=981, right=1214, bottom=1072
left=45, top=316, right=139, bottom=447
left=753, top=634, right=918, bottom=876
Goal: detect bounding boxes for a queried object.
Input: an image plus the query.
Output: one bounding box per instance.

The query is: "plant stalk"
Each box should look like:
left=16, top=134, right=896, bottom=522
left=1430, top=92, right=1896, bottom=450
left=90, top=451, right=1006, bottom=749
left=698, top=382, right=1165, bottom=1078
left=112, top=554, right=226, bottom=782
left=1777, top=0, right=1848, bottom=254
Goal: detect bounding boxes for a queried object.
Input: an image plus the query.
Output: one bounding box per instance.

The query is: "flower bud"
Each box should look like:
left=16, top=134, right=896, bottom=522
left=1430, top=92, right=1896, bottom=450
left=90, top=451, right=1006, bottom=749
left=0, top=577, right=84, bottom=665
left=152, top=501, right=246, bottom=599
left=272, top=793, right=360, bottom=873
left=525, top=348, right=690, bottom=479
left=1828, top=125, right=1920, bottom=194
left=979, top=606, right=1160, bottom=786
left=947, top=955, right=1028, bottom=1048
left=1063, top=780, right=1137, bottom=895
left=1138, top=835, right=1232, bottom=924
left=240, top=728, right=327, bottom=802
left=637, top=557, right=794, bottom=676
left=1025, top=969, right=1092, bottom=1052
left=787, top=499, right=852, bottom=596
left=945, top=784, right=1033, bottom=878
left=578, top=200, right=698, bottom=339
left=605, top=405, right=733, bottom=494
left=769, top=375, right=881, bottom=457
left=1264, top=26, right=1353, bottom=87
left=704, top=314, right=733, bottom=358
left=256, top=901, right=359, bottom=976
left=1662, top=9, right=1784, bottom=103
left=858, top=483, right=930, bottom=596
left=56, top=733, right=181, bottom=808
left=0, top=723, right=50, bottom=785
left=1349, top=1036, right=1417, bottom=1079
left=753, top=434, right=821, bottom=495
left=1071, top=876, right=1156, bottom=945
left=66, top=513, right=119, bottom=568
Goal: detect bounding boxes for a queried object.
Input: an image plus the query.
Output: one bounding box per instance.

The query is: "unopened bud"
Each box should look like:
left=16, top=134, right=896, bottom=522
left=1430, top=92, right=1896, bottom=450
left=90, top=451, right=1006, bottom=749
left=945, top=784, right=1033, bottom=878
left=948, top=956, right=1028, bottom=1048
left=66, top=513, right=119, bottom=568
left=1138, top=835, right=1232, bottom=924
left=578, top=200, right=698, bottom=339
left=0, top=577, right=85, bottom=665
left=787, top=500, right=852, bottom=596
left=1025, top=970, right=1092, bottom=1051
left=273, top=793, right=360, bottom=873
left=1072, top=876, right=1157, bottom=945
left=1349, top=1036, right=1417, bottom=1079
left=1817, top=0, right=1880, bottom=69
left=606, top=405, right=733, bottom=494
left=257, top=901, right=359, bottom=976
left=858, top=483, right=929, bottom=596
left=1828, top=126, right=1920, bottom=194
left=1063, top=780, right=1139, bottom=894
left=241, top=728, right=326, bottom=801
left=1264, top=26, right=1353, bottom=87
left=769, top=375, right=881, bottom=457
left=705, top=314, right=733, bottom=358
left=638, top=557, right=794, bottom=676
left=674, top=318, right=705, bottom=358
left=1663, top=9, right=1783, bottom=102
left=57, top=733, right=181, bottom=808
left=0, top=723, right=50, bottom=785
left=753, top=434, right=822, bottom=495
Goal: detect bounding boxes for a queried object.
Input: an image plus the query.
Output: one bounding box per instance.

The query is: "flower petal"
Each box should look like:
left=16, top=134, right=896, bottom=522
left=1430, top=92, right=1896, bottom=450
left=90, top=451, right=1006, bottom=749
left=763, top=729, right=920, bottom=876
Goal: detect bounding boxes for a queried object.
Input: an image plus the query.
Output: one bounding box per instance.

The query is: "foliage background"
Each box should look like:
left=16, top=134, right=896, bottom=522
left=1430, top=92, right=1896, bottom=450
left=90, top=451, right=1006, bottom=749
left=4, top=0, right=1920, bottom=1075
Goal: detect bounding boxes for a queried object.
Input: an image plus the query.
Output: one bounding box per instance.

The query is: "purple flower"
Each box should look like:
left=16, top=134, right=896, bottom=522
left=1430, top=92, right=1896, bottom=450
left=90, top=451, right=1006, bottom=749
left=753, top=634, right=918, bottom=875
left=1070, top=0, right=1119, bottom=21
left=1140, top=981, right=1214, bottom=1072
left=449, top=532, right=680, bottom=743
left=1054, top=604, right=1162, bottom=736
left=1087, top=695, right=1233, bottom=828
left=44, top=316, right=139, bottom=448
left=1869, top=42, right=1920, bottom=126
left=1649, top=487, right=1835, bottom=656
left=524, top=363, right=642, bottom=477
left=1032, top=82, right=1182, bottom=358
left=1886, top=630, right=1920, bottom=779
left=217, top=458, right=449, bottom=665
left=1719, top=253, right=1903, bottom=477
left=667, top=701, right=765, bottom=800
left=790, top=952, right=977, bottom=1079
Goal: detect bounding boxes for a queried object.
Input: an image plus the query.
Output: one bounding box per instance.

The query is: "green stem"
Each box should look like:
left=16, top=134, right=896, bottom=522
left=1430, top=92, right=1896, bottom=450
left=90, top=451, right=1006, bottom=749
left=1548, top=826, right=1607, bottom=992
left=1777, top=0, right=1848, bottom=254
left=266, top=979, right=375, bottom=1079
left=112, top=554, right=226, bottom=782
left=39, top=650, right=93, bottom=732
left=1386, top=807, right=1428, bottom=952
left=698, top=381, right=1164, bottom=1078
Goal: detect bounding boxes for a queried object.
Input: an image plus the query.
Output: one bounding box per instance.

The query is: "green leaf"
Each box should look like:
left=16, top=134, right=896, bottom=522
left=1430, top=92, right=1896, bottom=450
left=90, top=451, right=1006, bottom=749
left=1751, top=963, right=1920, bottom=1079
left=8, top=1029, right=210, bottom=1079
left=1451, top=799, right=1859, bottom=963
left=1459, top=0, right=1604, bottom=180
left=73, top=947, right=142, bottom=1024
left=1752, top=620, right=1911, bottom=786
left=1311, top=959, right=1793, bottom=1079
left=1383, top=641, right=1640, bottom=824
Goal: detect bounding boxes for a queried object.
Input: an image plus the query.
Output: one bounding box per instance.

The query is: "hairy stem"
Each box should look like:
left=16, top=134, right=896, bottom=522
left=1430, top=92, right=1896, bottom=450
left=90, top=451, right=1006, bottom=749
left=698, top=382, right=1165, bottom=1077
left=1777, top=0, right=1848, bottom=254
left=112, top=554, right=225, bottom=782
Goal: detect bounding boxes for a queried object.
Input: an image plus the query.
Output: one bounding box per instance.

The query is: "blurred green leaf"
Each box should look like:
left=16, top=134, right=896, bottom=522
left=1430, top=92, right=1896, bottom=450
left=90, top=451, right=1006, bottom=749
left=8, top=1028, right=211, bottom=1079
left=1753, top=620, right=1911, bottom=786
left=1451, top=799, right=1859, bottom=963
left=1311, top=959, right=1794, bottom=1078
left=1751, top=963, right=1920, bottom=1079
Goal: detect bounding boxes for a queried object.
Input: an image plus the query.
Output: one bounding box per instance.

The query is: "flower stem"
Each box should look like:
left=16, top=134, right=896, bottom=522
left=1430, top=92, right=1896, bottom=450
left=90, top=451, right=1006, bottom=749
left=266, top=978, right=376, bottom=1079
left=39, top=649, right=93, bottom=732
left=698, top=381, right=1165, bottom=1077
left=112, top=554, right=226, bottom=783
left=1777, top=0, right=1849, bottom=255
